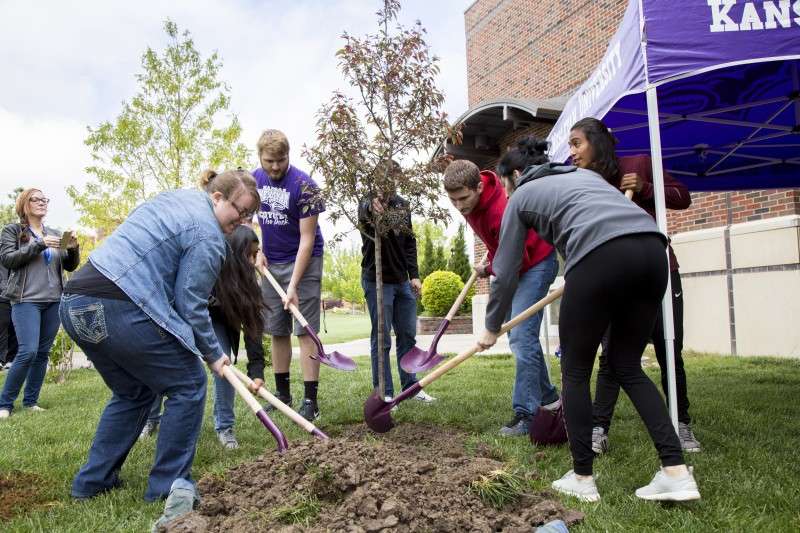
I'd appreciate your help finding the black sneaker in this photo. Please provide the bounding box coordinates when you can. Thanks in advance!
[298,399,320,422]
[498,412,531,437]
[264,393,292,413]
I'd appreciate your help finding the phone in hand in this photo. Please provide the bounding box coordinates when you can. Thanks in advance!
[60,230,74,249]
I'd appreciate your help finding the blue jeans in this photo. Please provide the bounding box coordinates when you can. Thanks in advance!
[506,252,559,417]
[0,301,60,411]
[60,294,207,502]
[211,320,235,432]
[145,320,234,432]
[362,278,417,398]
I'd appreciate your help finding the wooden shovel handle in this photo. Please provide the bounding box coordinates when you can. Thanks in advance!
[625,189,634,200]
[221,365,264,414]
[257,264,308,327]
[419,286,564,388]
[229,365,318,434]
[444,252,489,321]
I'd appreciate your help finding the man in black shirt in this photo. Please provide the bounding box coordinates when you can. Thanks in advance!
[358,191,435,404]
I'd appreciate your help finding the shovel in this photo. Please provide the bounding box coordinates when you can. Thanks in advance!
[221,366,288,452]
[257,265,357,371]
[229,366,329,440]
[364,286,564,433]
[400,253,488,373]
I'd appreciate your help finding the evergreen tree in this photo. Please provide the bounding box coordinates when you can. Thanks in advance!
[448,223,471,282]
[420,226,436,280]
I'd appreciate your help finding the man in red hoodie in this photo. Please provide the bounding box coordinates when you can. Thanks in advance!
[444,159,560,436]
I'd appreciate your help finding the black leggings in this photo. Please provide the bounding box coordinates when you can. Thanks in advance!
[559,234,683,475]
[593,270,690,431]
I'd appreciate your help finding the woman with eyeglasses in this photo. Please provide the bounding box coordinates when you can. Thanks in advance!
[0,189,80,419]
[59,169,258,508]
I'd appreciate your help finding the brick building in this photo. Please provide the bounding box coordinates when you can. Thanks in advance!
[452,0,800,357]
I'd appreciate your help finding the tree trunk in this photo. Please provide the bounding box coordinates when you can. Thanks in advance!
[374,230,386,398]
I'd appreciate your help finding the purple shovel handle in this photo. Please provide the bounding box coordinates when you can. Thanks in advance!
[428,319,450,355]
[256,410,288,453]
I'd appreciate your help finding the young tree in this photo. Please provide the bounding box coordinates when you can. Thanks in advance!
[304,0,455,397]
[323,247,366,309]
[448,223,471,283]
[68,20,250,235]
[0,188,23,226]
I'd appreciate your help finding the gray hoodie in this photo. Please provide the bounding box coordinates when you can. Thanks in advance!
[485,163,666,332]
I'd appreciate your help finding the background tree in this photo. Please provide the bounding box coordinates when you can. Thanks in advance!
[0,188,24,226]
[322,246,366,310]
[304,0,455,397]
[416,220,449,280]
[67,20,250,235]
[448,223,471,283]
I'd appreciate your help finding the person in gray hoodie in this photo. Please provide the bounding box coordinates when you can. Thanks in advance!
[477,136,700,503]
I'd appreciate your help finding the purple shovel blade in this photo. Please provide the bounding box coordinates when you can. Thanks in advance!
[399,319,449,373]
[256,410,288,453]
[305,326,357,371]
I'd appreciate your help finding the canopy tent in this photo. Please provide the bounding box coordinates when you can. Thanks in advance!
[546,0,800,425]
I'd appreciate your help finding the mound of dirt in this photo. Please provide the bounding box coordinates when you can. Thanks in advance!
[162,424,582,532]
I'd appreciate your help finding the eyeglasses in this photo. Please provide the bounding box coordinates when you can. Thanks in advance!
[230,199,255,221]
[29,197,50,205]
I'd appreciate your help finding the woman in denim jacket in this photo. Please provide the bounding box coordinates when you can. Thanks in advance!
[0,188,79,418]
[59,169,258,504]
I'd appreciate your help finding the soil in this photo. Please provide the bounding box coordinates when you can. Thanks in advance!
[162,424,583,532]
[0,471,53,520]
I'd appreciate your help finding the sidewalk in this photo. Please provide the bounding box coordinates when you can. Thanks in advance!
[65,333,515,370]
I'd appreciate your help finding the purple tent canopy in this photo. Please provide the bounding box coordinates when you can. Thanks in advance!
[546,0,800,425]
[548,0,800,192]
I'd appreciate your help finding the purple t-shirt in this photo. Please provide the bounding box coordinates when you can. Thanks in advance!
[254,165,325,264]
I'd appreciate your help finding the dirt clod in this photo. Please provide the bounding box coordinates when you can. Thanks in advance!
[164,424,581,532]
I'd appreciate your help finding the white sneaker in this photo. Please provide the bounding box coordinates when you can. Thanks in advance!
[551,470,600,502]
[26,405,46,412]
[0,409,10,419]
[635,467,700,501]
[413,390,437,403]
[542,398,561,411]
[384,396,398,412]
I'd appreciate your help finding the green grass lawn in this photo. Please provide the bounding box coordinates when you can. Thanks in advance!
[1,351,799,532]
[290,311,371,346]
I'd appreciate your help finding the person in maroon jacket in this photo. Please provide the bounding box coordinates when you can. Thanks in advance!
[444,159,560,436]
[568,117,701,454]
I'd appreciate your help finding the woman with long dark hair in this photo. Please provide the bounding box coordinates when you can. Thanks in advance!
[479,136,700,503]
[207,224,265,449]
[568,117,699,454]
[0,189,79,418]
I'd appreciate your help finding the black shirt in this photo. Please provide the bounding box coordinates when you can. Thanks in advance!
[64,261,130,301]
[358,194,420,284]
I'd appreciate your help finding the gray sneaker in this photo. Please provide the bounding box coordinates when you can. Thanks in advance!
[216,427,239,450]
[591,426,609,455]
[635,467,701,501]
[139,420,159,440]
[499,413,531,437]
[151,478,200,532]
[678,422,701,452]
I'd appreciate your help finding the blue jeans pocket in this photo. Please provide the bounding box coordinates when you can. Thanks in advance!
[68,302,109,344]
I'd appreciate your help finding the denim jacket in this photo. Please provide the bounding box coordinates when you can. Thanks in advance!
[89,189,227,362]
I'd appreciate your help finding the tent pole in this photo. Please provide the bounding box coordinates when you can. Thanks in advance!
[646,86,679,430]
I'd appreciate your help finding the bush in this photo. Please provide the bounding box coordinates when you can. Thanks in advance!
[421,270,472,317]
[262,335,272,368]
[48,328,75,384]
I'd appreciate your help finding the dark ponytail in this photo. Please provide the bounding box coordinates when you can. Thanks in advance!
[496,136,550,180]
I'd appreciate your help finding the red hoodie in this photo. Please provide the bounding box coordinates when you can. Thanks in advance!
[465,170,554,275]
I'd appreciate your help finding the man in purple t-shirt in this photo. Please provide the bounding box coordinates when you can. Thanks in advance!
[253,129,325,422]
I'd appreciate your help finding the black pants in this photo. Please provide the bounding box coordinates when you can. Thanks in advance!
[593,270,690,431]
[559,234,683,476]
[0,300,18,365]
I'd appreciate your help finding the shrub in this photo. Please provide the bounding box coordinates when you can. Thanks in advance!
[421,270,468,317]
[48,328,75,384]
